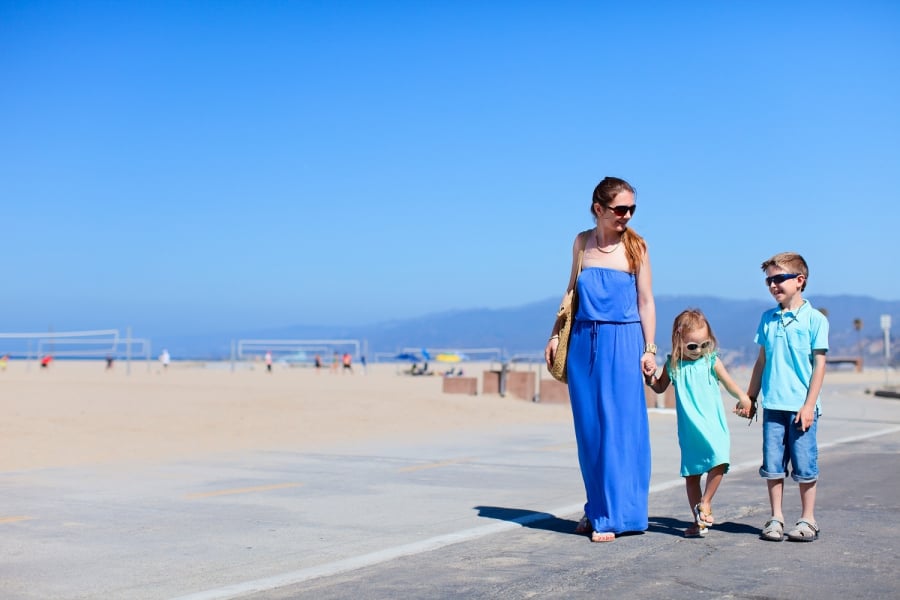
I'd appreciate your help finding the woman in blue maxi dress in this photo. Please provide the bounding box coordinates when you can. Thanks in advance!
[545,177,657,542]
[567,267,651,535]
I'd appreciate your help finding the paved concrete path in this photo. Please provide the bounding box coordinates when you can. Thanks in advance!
[2,379,899,599]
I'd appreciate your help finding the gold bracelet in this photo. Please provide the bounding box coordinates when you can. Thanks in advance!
[644,343,657,355]
[549,335,560,341]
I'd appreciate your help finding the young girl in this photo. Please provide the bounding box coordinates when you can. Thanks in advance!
[646,309,753,537]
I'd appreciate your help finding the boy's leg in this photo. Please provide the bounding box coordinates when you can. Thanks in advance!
[799,481,817,523]
[760,409,791,524]
[766,478,785,523]
[790,409,819,525]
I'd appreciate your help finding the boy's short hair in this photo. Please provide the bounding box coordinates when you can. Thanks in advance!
[761,252,809,291]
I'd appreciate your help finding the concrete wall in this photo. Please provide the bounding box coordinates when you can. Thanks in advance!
[442,376,478,395]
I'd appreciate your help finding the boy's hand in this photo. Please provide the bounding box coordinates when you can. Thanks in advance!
[733,396,753,418]
[795,405,816,431]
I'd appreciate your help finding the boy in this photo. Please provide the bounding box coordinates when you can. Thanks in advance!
[747,252,828,542]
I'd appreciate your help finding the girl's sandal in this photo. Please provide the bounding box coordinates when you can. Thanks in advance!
[591,531,615,543]
[693,503,715,527]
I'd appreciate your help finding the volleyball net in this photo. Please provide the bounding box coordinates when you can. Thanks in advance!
[235,339,362,365]
[0,329,151,361]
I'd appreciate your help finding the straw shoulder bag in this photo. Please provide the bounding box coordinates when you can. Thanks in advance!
[549,232,588,383]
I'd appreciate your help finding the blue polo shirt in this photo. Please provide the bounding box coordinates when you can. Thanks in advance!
[754,299,829,412]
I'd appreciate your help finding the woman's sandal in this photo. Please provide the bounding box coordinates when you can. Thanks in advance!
[574,514,592,535]
[760,517,785,542]
[786,519,819,542]
[591,531,615,543]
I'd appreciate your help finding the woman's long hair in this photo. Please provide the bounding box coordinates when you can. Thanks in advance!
[591,176,646,273]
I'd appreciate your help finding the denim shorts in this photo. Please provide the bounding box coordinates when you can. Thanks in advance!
[759,408,819,483]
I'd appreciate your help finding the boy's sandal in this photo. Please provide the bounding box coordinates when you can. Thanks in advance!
[574,514,592,534]
[786,519,819,542]
[760,517,784,542]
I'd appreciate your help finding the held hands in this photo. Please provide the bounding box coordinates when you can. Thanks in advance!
[640,352,656,376]
[733,395,754,419]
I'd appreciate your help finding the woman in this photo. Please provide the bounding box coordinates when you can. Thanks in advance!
[544,176,657,542]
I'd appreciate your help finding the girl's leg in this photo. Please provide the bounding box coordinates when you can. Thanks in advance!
[685,475,702,511]
[698,464,728,522]
[684,475,703,535]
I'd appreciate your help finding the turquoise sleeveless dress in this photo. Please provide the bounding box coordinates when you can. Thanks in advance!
[567,267,650,534]
[665,352,730,476]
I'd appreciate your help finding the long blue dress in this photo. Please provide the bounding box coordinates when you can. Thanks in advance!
[567,267,651,534]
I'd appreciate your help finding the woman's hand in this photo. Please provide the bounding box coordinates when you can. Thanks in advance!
[641,352,656,376]
[545,337,559,369]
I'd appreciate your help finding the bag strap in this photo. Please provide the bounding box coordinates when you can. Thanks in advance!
[575,230,589,274]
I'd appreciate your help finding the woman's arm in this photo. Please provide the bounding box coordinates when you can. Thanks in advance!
[545,232,586,368]
[636,248,657,376]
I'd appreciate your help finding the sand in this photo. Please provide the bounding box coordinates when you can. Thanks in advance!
[1,359,888,472]
[0,360,573,471]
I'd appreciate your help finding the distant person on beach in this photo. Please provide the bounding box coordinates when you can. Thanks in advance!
[746,252,828,543]
[159,349,171,371]
[265,351,273,373]
[360,354,367,375]
[544,176,656,543]
[331,352,339,374]
[40,355,53,368]
[342,352,353,374]
[314,354,322,373]
[645,309,753,537]
[0,354,8,371]
[106,355,115,370]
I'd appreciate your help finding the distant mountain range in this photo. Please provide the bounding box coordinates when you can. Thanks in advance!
[160,294,899,366]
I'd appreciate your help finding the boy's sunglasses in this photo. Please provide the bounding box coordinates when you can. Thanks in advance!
[765,273,801,286]
[604,204,637,217]
[685,340,712,352]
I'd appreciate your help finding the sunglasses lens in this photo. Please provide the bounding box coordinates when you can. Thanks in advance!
[766,274,793,285]
[608,205,635,216]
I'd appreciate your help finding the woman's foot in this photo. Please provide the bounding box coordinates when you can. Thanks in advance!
[590,531,615,543]
[574,514,592,534]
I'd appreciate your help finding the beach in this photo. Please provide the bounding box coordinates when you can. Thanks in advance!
[0,360,575,472]
[3,360,899,600]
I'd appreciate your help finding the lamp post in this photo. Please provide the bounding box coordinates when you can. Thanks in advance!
[854,318,863,364]
[881,315,892,386]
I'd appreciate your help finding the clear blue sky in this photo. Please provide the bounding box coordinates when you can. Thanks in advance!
[3,1,898,337]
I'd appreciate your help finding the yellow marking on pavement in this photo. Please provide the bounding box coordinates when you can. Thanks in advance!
[0,516,33,524]
[185,482,303,500]
[399,457,473,472]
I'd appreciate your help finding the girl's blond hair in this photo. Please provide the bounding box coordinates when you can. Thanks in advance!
[670,309,718,373]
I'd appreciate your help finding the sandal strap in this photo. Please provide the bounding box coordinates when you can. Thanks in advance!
[794,519,819,532]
